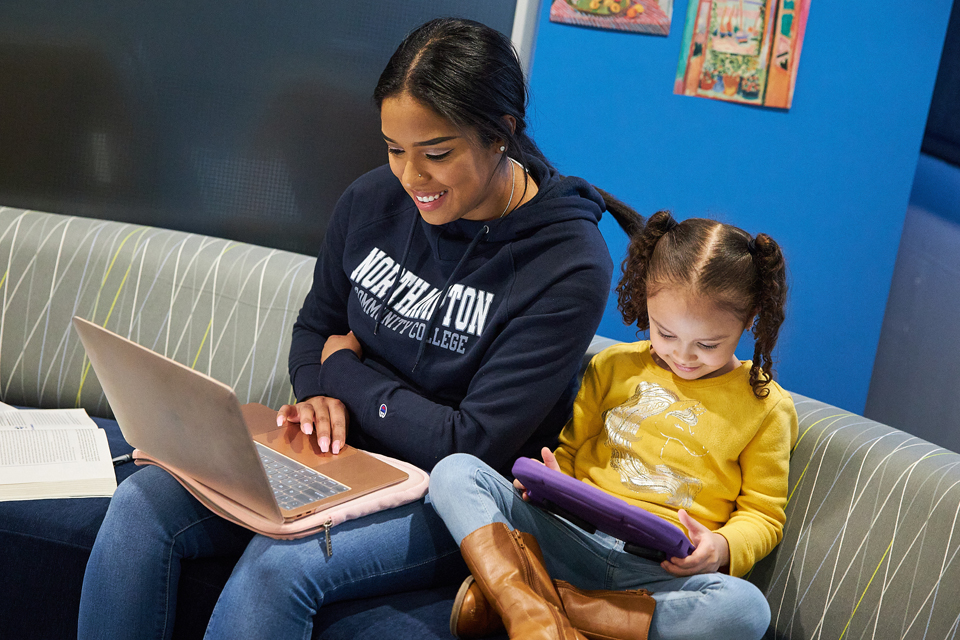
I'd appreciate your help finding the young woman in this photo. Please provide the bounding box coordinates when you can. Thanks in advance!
[430,211,798,640]
[78,18,642,639]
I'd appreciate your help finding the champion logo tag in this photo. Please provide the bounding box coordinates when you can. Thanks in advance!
[379,404,388,418]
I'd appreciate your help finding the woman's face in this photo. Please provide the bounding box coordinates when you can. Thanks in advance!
[381,93,509,225]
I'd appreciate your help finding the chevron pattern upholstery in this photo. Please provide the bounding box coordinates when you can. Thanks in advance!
[753,394,960,639]
[0,206,315,417]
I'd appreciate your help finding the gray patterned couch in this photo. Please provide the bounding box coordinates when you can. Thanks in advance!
[1,206,959,639]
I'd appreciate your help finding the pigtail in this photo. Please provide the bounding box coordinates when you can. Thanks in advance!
[617,211,676,332]
[748,233,787,399]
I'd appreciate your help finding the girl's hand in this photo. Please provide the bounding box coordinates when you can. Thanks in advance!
[276,396,348,454]
[660,509,730,577]
[513,447,561,499]
[321,331,362,364]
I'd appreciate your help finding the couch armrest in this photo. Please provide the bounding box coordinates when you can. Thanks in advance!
[581,335,621,376]
[750,393,960,639]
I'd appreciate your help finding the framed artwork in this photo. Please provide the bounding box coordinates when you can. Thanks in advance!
[674,0,809,108]
[550,0,674,36]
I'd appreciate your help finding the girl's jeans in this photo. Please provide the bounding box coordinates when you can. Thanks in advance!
[77,465,464,640]
[429,453,771,640]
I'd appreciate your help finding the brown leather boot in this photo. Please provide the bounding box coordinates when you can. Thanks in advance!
[553,581,656,640]
[451,577,656,640]
[458,522,586,640]
[451,575,501,638]
[452,533,655,640]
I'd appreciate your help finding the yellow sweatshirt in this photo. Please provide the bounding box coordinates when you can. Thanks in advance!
[555,341,797,577]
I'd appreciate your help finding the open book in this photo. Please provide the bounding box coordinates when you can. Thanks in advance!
[0,405,117,501]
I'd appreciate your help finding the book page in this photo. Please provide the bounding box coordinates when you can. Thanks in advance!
[0,427,115,490]
[0,408,97,430]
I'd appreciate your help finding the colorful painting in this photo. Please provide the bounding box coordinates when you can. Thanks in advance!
[550,0,674,36]
[674,0,809,108]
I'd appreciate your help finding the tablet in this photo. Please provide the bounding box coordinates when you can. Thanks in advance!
[512,457,695,562]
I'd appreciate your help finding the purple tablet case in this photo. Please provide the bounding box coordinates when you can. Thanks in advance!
[512,457,695,560]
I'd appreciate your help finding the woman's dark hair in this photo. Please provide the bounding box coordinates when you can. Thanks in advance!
[374,17,644,235]
[617,211,788,398]
[374,18,543,176]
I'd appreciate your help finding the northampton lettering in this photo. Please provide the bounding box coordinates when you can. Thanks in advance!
[352,287,469,354]
[349,247,494,338]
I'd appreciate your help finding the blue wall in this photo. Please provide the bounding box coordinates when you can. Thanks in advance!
[527,0,953,413]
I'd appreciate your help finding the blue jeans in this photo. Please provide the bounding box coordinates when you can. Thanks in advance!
[429,453,771,640]
[78,465,464,640]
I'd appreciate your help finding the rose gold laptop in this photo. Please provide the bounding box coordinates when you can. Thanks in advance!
[72,316,408,524]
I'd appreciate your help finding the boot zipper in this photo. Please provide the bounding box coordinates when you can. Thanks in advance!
[510,530,570,636]
[510,530,533,585]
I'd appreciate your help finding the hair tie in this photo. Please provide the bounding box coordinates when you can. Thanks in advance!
[663,215,679,232]
[747,237,758,255]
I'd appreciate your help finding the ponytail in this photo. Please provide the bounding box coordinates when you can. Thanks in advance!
[594,187,645,238]
[747,233,787,399]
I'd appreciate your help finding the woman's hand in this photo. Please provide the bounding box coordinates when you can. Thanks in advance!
[276,397,348,454]
[660,509,730,576]
[321,331,362,364]
[513,447,561,499]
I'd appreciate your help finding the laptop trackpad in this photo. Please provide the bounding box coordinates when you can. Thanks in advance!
[241,403,410,511]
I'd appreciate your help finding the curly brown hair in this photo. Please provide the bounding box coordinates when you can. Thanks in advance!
[616,211,787,399]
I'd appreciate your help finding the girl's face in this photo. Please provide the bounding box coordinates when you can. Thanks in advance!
[646,288,750,381]
[380,93,509,225]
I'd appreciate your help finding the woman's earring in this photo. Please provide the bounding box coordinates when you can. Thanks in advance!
[499,146,505,152]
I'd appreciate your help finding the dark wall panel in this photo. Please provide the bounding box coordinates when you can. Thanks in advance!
[0,1,517,255]
[923,0,960,167]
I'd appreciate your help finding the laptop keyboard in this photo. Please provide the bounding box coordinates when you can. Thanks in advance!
[255,443,350,511]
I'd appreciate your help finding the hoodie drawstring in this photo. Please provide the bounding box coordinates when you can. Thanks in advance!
[412,224,489,372]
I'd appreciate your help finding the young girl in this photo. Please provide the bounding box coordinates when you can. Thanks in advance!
[429,211,798,640]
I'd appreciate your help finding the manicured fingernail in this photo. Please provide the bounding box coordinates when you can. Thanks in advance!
[332,440,341,455]
[276,415,284,427]
[319,436,329,453]
[302,422,313,435]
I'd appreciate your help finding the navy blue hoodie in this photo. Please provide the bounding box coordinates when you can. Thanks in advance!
[289,157,613,473]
